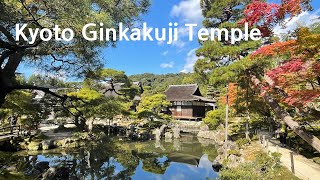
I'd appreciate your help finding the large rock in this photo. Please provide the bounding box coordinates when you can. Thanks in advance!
[55,138,83,148]
[172,128,180,139]
[227,154,241,168]
[19,141,28,150]
[212,160,223,172]
[200,124,209,131]
[5,165,17,172]
[197,126,225,145]
[27,141,42,151]
[154,128,161,141]
[225,141,237,150]
[164,132,173,139]
[42,140,55,150]
[197,130,212,139]
[35,161,49,173]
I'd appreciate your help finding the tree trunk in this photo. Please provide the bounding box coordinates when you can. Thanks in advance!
[74,116,79,126]
[74,115,87,131]
[251,75,320,152]
[0,52,23,106]
[0,70,12,106]
[78,117,87,131]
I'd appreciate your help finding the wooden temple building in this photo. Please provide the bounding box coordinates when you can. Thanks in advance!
[165,84,216,121]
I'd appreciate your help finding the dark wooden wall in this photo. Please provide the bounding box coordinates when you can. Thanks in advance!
[170,105,193,117]
[170,105,206,118]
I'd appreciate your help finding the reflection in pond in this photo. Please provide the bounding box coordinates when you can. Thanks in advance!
[14,135,218,179]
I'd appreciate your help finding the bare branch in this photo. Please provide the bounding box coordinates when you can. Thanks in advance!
[0,25,15,43]
[19,0,43,28]
[9,84,66,99]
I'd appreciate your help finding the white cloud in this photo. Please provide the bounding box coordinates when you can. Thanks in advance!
[172,39,186,48]
[157,40,165,45]
[273,10,320,36]
[160,61,175,68]
[171,0,203,24]
[170,0,203,49]
[162,51,169,56]
[178,26,191,37]
[180,48,200,73]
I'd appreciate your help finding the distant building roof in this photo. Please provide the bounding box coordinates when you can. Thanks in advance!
[101,83,125,97]
[165,84,216,103]
[32,88,74,100]
[132,81,141,86]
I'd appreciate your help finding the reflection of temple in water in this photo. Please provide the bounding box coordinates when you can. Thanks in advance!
[13,136,218,179]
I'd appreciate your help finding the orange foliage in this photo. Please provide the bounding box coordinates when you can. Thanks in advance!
[250,40,297,58]
[220,83,238,106]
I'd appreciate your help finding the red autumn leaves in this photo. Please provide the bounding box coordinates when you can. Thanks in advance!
[239,0,307,36]
[240,0,320,108]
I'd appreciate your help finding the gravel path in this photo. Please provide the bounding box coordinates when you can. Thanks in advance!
[265,139,320,180]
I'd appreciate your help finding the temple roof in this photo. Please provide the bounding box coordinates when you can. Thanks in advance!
[165,84,216,103]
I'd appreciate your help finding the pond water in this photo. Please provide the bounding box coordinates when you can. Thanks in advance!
[14,135,218,179]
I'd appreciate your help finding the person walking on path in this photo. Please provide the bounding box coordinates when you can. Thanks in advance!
[9,115,17,134]
[279,122,288,147]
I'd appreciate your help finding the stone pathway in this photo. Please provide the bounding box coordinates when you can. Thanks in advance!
[39,124,74,140]
[263,139,320,180]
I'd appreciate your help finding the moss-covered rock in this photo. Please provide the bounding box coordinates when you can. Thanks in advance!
[27,141,42,151]
[23,138,31,143]
[19,142,28,150]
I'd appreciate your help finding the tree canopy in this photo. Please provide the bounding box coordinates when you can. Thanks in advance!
[196,0,320,151]
[0,0,150,106]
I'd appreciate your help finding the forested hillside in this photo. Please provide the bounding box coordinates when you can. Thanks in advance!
[129,73,208,95]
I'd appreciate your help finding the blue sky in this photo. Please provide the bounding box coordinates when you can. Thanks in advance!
[102,0,203,75]
[100,0,320,75]
[19,0,320,77]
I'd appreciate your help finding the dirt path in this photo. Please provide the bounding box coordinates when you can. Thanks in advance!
[263,139,320,180]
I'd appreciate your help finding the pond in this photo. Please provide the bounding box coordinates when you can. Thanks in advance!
[11,135,219,179]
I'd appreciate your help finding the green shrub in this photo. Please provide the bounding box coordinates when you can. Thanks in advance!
[219,152,298,180]
[251,134,259,141]
[227,149,241,156]
[236,138,250,148]
[143,121,163,129]
[219,164,260,180]
[73,132,90,140]
[203,109,225,130]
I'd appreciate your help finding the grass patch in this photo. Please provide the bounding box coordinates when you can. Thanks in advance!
[0,171,34,180]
